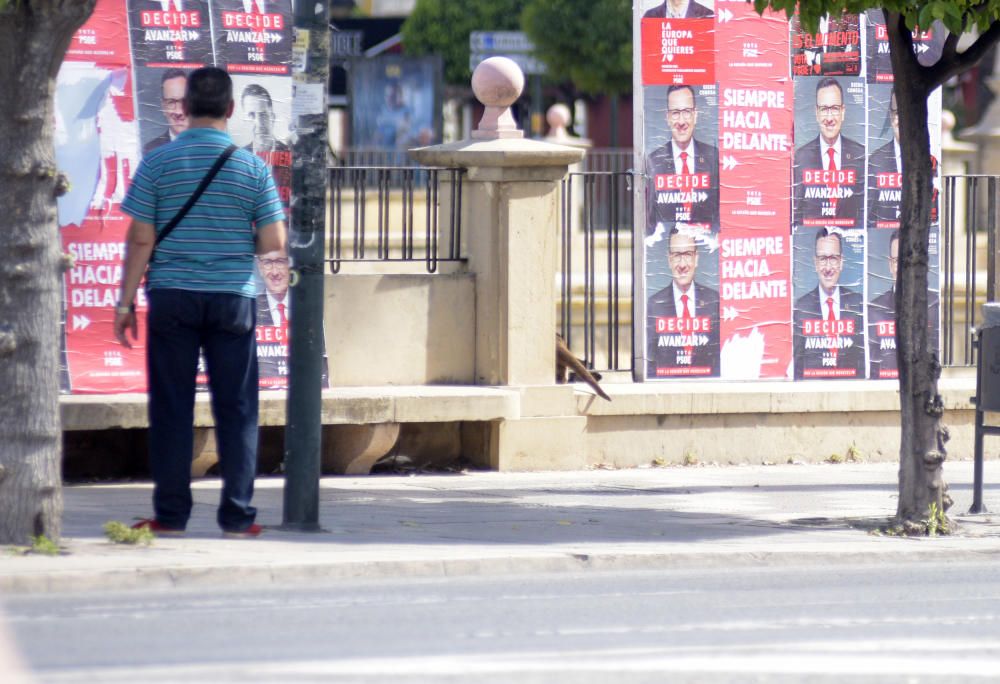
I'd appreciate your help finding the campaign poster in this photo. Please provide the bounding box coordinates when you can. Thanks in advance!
[866,11,945,83]
[866,227,941,379]
[718,230,793,379]
[866,82,900,229]
[253,252,329,389]
[792,227,866,379]
[639,0,715,86]
[230,73,293,207]
[644,84,719,236]
[792,76,867,229]
[128,0,214,158]
[714,0,789,83]
[57,0,146,393]
[349,55,442,150]
[210,0,293,75]
[791,13,861,78]
[645,225,721,378]
[718,82,792,231]
[867,84,942,230]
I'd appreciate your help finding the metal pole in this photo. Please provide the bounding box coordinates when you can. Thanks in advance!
[283,0,330,531]
[972,406,986,514]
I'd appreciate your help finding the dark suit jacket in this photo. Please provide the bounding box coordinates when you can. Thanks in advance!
[647,281,720,377]
[644,1,714,18]
[867,286,941,379]
[143,131,171,156]
[793,285,865,379]
[255,293,285,379]
[867,287,896,378]
[867,140,900,227]
[793,135,866,228]
[646,140,719,232]
[256,293,277,326]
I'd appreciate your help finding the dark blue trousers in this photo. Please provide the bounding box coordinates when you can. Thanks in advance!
[146,289,259,532]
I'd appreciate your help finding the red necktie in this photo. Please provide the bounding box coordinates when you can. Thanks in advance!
[277,302,287,327]
[681,294,693,358]
[827,147,839,212]
[826,296,838,362]
[679,151,693,217]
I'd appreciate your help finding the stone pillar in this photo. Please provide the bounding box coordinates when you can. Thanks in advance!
[411,58,588,470]
[411,58,585,386]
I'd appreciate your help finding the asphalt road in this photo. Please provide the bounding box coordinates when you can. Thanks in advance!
[5,560,1000,683]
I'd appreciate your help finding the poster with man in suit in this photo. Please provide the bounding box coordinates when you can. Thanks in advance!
[793,227,866,379]
[793,76,866,229]
[645,84,719,237]
[647,226,720,378]
[643,0,714,18]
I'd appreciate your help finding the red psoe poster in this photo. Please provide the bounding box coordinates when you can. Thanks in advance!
[718,82,792,230]
[641,18,716,85]
[58,0,146,393]
[714,0,789,83]
[718,230,792,379]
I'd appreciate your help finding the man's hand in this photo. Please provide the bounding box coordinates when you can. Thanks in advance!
[113,310,138,349]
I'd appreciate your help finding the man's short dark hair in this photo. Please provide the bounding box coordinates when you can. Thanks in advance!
[160,68,187,86]
[241,83,273,109]
[185,67,232,119]
[814,227,842,253]
[815,77,843,102]
[666,84,696,105]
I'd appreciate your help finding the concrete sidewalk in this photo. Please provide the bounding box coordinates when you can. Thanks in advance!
[3,460,1000,595]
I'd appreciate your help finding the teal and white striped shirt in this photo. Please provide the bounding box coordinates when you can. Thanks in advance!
[121,127,285,298]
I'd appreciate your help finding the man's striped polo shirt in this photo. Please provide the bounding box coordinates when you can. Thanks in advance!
[121,127,285,298]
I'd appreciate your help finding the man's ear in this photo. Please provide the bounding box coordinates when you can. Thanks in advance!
[226,99,236,119]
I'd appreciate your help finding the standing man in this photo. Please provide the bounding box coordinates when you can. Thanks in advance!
[793,78,865,228]
[647,228,720,377]
[793,228,865,378]
[115,67,287,538]
[646,84,719,234]
[644,0,714,18]
[143,69,188,156]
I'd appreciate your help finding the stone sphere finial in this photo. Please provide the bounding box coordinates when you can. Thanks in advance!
[546,104,572,139]
[942,109,956,133]
[471,57,525,140]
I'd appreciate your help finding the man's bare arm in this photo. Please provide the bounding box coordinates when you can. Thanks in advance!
[113,219,157,348]
[256,219,287,256]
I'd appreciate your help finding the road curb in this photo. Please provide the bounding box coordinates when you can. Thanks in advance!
[6,545,1000,595]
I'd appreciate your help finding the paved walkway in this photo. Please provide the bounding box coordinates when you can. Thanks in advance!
[3,461,1000,594]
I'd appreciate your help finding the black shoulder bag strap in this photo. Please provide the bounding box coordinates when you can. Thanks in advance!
[154,144,238,247]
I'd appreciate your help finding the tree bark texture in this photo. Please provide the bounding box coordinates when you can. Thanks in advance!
[0,0,95,544]
[885,12,948,524]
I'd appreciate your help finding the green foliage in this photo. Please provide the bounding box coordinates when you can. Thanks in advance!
[30,535,60,555]
[523,0,632,95]
[756,0,1000,35]
[402,0,528,86]
[103,520,155,546]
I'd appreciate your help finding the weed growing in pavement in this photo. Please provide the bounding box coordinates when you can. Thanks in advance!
[683,452,699,466]
[846,443,861,462]
[827,453,844,464]
[30,535,60,555]
[103,521,155,546]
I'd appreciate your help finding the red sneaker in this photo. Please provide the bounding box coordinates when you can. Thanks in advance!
[221,523,263,539]
[131,518,185,537]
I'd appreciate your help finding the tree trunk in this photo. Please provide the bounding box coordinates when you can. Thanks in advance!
[885,12,949,525]
[0,0,96,545]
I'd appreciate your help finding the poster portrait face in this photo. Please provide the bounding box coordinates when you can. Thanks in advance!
[228,73,292,149]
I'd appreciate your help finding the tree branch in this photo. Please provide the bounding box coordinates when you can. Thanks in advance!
[927,20,1000,89]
